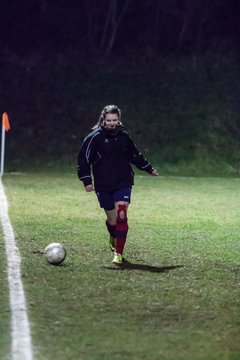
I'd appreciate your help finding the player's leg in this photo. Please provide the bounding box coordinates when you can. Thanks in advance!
[104,208,117,252]
[96,191,116,251]
[112,187,131,264]
[112,200,129,264]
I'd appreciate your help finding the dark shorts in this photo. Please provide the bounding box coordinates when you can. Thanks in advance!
[96,187,131,211]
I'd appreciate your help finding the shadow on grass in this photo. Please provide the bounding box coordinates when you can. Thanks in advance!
[103,260,184,272]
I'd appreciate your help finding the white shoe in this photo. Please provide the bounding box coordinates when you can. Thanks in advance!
[112,252,123,265]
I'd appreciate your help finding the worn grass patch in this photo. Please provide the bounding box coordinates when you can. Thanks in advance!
[1,172,240,360]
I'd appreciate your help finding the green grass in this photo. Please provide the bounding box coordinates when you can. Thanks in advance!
[1,171,240,360]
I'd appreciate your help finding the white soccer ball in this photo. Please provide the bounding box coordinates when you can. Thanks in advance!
[44,243,67,265]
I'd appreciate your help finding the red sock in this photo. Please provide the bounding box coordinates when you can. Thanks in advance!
[116,204,128,254]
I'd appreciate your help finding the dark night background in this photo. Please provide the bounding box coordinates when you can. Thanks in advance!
[0,0,240,173]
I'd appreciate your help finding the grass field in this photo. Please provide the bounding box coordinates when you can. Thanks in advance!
[1,170,240,360]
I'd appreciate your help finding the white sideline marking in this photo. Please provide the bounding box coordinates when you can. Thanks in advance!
[0,179,33,360]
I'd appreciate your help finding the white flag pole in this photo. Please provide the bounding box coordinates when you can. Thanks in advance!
[0,123,5,177]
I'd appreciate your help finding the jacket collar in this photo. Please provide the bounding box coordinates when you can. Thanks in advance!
[101,124,124,137]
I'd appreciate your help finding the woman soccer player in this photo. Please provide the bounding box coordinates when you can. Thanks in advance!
[77,105,158,265]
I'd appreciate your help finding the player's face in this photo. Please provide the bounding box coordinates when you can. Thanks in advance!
[104,113,119,129]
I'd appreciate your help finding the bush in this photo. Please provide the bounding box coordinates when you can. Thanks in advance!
[1,51,239,175]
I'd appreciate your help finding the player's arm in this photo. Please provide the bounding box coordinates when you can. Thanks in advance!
[77,135,94,189]
[128,136,158,176]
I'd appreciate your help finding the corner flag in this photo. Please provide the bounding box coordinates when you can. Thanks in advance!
[2,112,10,132]
[1,112,11,176]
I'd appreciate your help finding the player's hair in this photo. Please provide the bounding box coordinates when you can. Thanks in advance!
[92,105,122,130]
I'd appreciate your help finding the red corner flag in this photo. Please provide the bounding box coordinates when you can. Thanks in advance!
[2,112,10,131]
[1,112,10,176]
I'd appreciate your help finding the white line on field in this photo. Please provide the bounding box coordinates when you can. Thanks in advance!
[0,178,33,360]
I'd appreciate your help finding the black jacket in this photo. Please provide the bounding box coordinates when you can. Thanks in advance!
[77,126,154,192]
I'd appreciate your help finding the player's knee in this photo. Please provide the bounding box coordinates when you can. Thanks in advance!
[116,204,128,235]
[117,204,127,223]
[107,217,116,226]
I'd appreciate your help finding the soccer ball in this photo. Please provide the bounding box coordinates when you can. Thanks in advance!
[44,243,67,265]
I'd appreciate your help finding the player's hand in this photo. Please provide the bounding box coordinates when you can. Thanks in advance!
[150,168,158,176]
[85,184,94,192]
